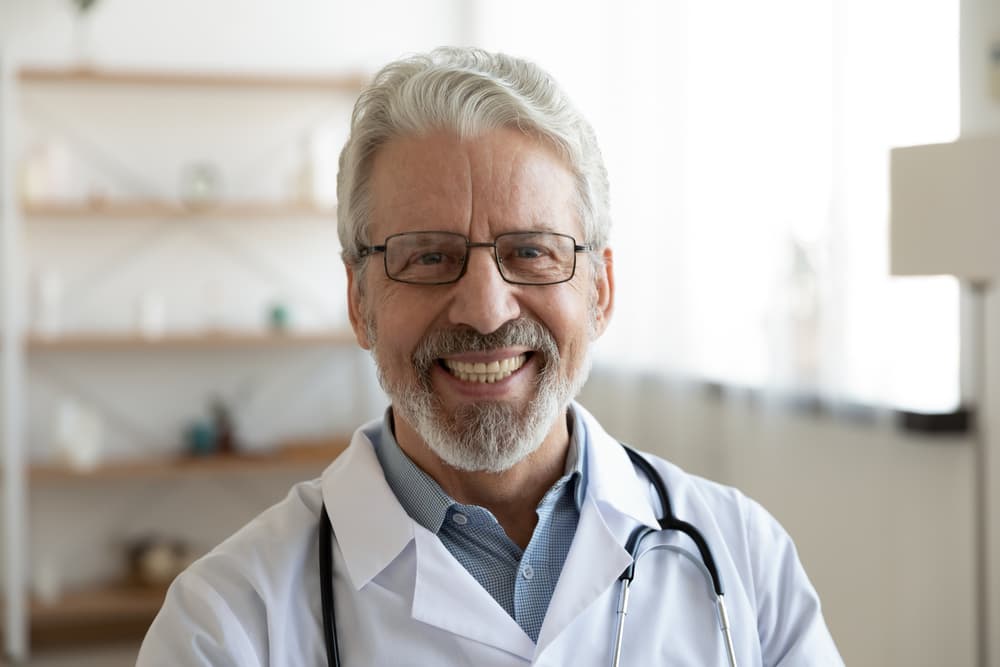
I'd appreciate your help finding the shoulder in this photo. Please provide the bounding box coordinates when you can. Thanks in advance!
[577,400,781,541]
[578,403,842,663]
[581,401,802,591]
[641,452,792,576]
[195,477,325,593]
[645,454,842,663]
[137,478,326,666]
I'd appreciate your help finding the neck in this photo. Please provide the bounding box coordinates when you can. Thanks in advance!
[393,409,571,550]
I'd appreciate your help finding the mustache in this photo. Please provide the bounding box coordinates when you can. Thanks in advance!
[412,319,559,372]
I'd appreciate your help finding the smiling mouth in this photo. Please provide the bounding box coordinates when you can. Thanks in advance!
[441,353,529,384]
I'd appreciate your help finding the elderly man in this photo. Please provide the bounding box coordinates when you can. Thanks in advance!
[138,47,841,666]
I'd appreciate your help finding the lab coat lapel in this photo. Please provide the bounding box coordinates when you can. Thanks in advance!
[534,405,661,656]
[321,430,415,590]
[412,526,536,660]
[326,425,535,659]
[532,493,632,656]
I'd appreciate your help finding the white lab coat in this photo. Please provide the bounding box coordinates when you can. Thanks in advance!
[137,403,842,666]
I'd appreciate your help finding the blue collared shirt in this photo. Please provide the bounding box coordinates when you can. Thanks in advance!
[367,407,588,643]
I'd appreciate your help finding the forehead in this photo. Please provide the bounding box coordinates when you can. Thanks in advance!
[367,128,581,239]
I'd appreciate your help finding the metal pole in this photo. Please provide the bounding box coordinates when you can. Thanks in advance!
[1,43,28,662]
[969,281,991,667]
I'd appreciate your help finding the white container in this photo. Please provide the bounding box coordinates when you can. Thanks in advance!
[137,292,166,339]
[53,398,104,472]
[33,269,63,338]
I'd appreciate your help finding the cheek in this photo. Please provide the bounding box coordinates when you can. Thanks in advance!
[533,292,596,356]
[361,281,408,342]
[562,282,601,332]
[371,293,432,359]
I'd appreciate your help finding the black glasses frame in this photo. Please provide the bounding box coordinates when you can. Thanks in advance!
[358,231,594,286]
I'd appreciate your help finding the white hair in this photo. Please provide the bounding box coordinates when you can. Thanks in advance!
[336,46,611,270]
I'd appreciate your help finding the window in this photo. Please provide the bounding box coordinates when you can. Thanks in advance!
[478,0,961,412]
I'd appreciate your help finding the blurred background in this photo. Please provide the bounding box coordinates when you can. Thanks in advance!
[0,0,997,665]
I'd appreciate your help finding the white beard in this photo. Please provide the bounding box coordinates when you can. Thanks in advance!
[368,318,592,473]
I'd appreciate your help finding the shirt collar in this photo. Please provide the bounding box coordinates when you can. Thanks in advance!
[372,405,588,535]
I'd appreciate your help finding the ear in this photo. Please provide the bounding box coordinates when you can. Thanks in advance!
[590,247,615,338]
[345,262,372,350]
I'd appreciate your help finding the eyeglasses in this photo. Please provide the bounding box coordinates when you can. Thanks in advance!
[359,231,593,286]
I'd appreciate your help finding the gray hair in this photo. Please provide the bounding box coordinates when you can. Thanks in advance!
[336,46,611,269]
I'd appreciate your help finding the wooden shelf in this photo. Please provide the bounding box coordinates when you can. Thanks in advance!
[27,330,357,351]
[9,440,351,648]
[24,583,168,649]
[19,66,368,92]
[29,438,350,484]
[23,199,338,220]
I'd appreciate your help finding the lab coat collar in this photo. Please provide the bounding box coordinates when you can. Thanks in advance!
[575,402,661,533]
[321,425,415,590]
[412,525,536,659]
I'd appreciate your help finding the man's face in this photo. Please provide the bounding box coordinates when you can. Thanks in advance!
[346,128,614,472]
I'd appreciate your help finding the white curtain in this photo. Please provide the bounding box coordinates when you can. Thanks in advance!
[475,0,960,412]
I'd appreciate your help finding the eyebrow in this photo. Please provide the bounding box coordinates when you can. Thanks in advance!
[490,221,564,235]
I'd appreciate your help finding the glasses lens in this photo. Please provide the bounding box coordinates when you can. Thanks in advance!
[385,232,467,284]
[496,232,576,284]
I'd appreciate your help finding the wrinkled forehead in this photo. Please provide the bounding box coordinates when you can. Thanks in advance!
[367,128,582,241]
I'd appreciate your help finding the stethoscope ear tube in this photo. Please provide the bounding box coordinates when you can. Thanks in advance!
[622,447,724,596]
[717,595,738,667]
[610,578,633,667]
[620,526,656,582]
[668,518,725,597]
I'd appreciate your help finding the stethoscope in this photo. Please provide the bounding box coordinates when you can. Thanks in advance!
[318,443,738,667]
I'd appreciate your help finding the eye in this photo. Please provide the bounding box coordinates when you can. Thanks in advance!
[414,252,445,265]
[512,245,545,260]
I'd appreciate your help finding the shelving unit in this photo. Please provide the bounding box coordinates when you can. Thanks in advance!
[23,199,339,220]
[0,439,351,651]
[27,329,356,351]
[19,66,368,91]
[29,436,350,483]
[16,441,351,649]
[25,583,171,649]
[2,61,367,659]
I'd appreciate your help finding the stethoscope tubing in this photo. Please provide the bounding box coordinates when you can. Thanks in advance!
[616,447,736,667]
[319,504,341,667]
[621,447,725,597]
[613,541,738,667]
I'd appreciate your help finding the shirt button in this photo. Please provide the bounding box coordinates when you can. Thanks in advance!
[452,513,468,525]
[521,565,534,580]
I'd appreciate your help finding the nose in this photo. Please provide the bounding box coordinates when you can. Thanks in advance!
[446,245,521,334]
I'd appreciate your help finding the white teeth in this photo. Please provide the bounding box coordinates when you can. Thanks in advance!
[444,354,527,384]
